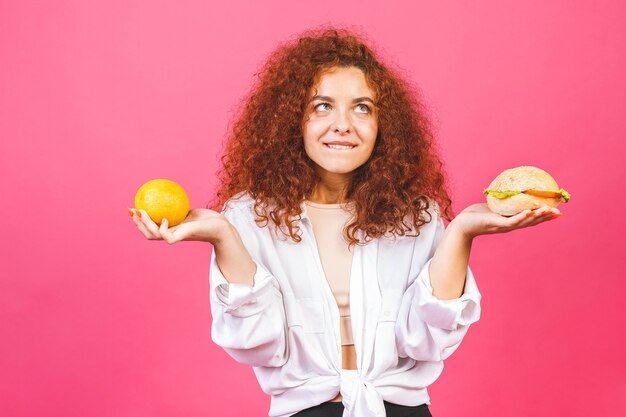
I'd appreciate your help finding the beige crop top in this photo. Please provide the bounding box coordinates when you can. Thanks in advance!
[304,200,355,346]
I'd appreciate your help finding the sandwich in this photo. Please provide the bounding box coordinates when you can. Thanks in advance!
[484,166,571,216]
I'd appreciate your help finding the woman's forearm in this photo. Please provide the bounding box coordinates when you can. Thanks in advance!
[428,220,473,300]
[213,222,256,286]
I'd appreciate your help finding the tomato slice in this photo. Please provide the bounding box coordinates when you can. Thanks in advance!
[523,190,562,199]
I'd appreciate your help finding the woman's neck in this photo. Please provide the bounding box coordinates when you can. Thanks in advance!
[307,173,352,204]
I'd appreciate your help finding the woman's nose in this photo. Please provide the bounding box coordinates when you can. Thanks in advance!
[332,110,352,134]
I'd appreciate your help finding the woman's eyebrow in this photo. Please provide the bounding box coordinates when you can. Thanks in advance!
[309,95,376,104]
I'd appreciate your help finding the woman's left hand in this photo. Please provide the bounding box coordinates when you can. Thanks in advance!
[450,203,561,239]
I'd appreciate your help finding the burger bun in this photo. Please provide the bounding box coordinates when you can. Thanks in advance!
[485,166,562,216]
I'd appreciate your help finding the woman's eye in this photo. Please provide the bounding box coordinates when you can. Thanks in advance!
[314,103,331,112]
[356,104,371,113]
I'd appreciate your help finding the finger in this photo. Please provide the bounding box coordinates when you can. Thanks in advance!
[159,217,168,234]
[506,209,545,229]
[504,206,561,231]
[544,208,562,221]
[537,207,560,221]
[159,218,185,244]
[527,211,561,226]
[137,209,162,238]
[159,217,174,243]
[131,209,159,239]
[525,207,553,221]
[536,206,553,215]
[166,228,186,244]
[541,207,562,220]
[509,209,533,225]
[495,209,535,230]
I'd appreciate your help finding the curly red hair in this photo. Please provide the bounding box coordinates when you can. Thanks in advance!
[209,26,453,247]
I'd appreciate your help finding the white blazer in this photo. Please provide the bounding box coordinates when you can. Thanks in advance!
[209,193,481,417]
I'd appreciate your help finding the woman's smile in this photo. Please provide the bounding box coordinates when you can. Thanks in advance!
[324,142,357,150]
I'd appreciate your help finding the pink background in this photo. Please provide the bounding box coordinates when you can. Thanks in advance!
[1,1,625,416]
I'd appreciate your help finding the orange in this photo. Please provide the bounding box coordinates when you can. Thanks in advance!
[134,179,190,226]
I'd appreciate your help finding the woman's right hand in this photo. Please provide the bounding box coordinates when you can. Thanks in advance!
[128,207,231,245]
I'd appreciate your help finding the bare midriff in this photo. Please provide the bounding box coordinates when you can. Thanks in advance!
[329,344,357,402]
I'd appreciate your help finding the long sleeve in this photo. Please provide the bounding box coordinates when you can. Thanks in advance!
[395,210,482,362]
[209,205,288,368]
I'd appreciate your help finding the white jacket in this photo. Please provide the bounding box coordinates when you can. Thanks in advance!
[209,193,481,417]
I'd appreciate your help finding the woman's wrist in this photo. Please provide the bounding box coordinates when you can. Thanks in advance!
[447,216,477,242]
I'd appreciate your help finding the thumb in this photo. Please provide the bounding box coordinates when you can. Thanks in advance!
[159,217,177,244]
[159,217,169,230]
[161,219,191,244]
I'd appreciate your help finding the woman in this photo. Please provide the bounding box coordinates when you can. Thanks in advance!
[129,28,560,417]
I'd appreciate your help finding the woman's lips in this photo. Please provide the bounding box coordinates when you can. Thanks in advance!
[323,141,356,150]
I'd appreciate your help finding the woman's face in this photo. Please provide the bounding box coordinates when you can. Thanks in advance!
[302,66,378,179]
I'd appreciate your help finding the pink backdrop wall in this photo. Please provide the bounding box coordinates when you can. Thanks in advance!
[1,1,624,416]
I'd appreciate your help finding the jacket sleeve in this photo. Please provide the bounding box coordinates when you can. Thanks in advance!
[395,208,482,362]
[209,205,288,368]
